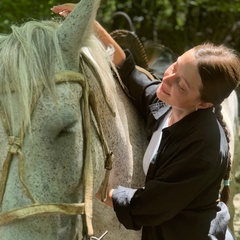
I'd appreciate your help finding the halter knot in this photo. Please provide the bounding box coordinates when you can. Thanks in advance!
[7,136,21,154]
[105,152,114,171]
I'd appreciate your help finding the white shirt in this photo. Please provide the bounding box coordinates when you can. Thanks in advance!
[143,111,171,175]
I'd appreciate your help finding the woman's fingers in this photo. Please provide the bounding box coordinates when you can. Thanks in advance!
[51,3,76,16]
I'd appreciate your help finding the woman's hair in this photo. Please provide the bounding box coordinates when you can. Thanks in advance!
[194,43,240,204]
[194,43,240,105]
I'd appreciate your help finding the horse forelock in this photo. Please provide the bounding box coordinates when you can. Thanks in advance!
[0,20,67,135]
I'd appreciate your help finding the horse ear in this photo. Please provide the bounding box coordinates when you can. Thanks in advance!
[56,0,101,71]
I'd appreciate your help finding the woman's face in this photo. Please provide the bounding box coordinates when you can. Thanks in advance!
[156,48,204,111]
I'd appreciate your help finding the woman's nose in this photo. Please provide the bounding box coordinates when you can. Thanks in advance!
[163,73,175,84]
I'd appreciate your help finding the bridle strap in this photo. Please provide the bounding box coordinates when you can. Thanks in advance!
[0,80,47,205]
[0,71,87,226]
[0,67,114,239]
[0,202,85,226]
[89,92,114,202]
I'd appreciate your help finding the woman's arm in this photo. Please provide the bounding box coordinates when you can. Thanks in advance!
[51,3,126,66]
[93,21,126,66]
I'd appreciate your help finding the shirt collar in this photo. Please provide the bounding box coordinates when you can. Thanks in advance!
[149,101,171,120]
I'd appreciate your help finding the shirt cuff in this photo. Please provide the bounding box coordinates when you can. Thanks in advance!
[112,186,141,230]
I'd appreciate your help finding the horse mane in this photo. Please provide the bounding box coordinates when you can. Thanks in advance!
[82,33,118,114]
[84,33,115,80]
[0,20,66,136]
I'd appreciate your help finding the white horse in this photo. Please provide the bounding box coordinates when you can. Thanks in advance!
[0,0,147,239]
[0,0,238,239]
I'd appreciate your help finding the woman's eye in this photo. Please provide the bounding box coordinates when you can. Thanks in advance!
[179,85,184,91]
[177,79,185,91]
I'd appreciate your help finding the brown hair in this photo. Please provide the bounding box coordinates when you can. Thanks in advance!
[194,43,240,204]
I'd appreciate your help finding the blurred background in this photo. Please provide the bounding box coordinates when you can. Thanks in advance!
[1,0,240,55]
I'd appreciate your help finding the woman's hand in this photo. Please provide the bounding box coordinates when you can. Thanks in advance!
[51,2,126,66]
[96,188,115,207]
[51,3,76,17]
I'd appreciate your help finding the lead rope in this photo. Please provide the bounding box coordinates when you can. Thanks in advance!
[79,55,95,238]
[79,53,117,238]
[81,52,116,202]
[79,54,115,238]
[89,93,114,202]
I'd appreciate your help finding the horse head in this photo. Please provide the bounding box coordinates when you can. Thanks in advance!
[0,0,108,239]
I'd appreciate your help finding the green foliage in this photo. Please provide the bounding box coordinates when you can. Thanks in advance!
[0,0,78,33]
[98,0,240,54]
[1,0,240,54]
[97,0,117,26]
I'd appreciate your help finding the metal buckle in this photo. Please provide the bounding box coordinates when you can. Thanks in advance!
[82,231,108,240]
[89,231,108,240]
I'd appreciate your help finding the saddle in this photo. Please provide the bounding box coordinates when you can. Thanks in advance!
[110,28,176,80]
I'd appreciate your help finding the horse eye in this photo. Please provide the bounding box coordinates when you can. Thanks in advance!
[58,121,77,137]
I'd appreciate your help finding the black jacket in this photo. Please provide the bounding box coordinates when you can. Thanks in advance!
[112,50,232,240]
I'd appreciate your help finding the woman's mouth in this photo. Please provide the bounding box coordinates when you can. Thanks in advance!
[160,83,170,95]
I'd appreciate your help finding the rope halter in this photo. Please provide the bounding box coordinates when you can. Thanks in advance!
[0,53,115,239]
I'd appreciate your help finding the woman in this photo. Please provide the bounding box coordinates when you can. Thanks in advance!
[52,4,240,239]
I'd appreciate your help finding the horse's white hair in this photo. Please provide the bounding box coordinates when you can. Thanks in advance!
[0,19,115,137]
[0,20,65,135]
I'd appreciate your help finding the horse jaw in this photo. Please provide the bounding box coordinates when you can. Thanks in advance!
[56,0,101,71]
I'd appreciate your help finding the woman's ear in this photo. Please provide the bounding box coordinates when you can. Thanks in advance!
[197,102,214,109]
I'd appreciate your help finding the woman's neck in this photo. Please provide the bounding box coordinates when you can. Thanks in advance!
[168,108,197,126]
